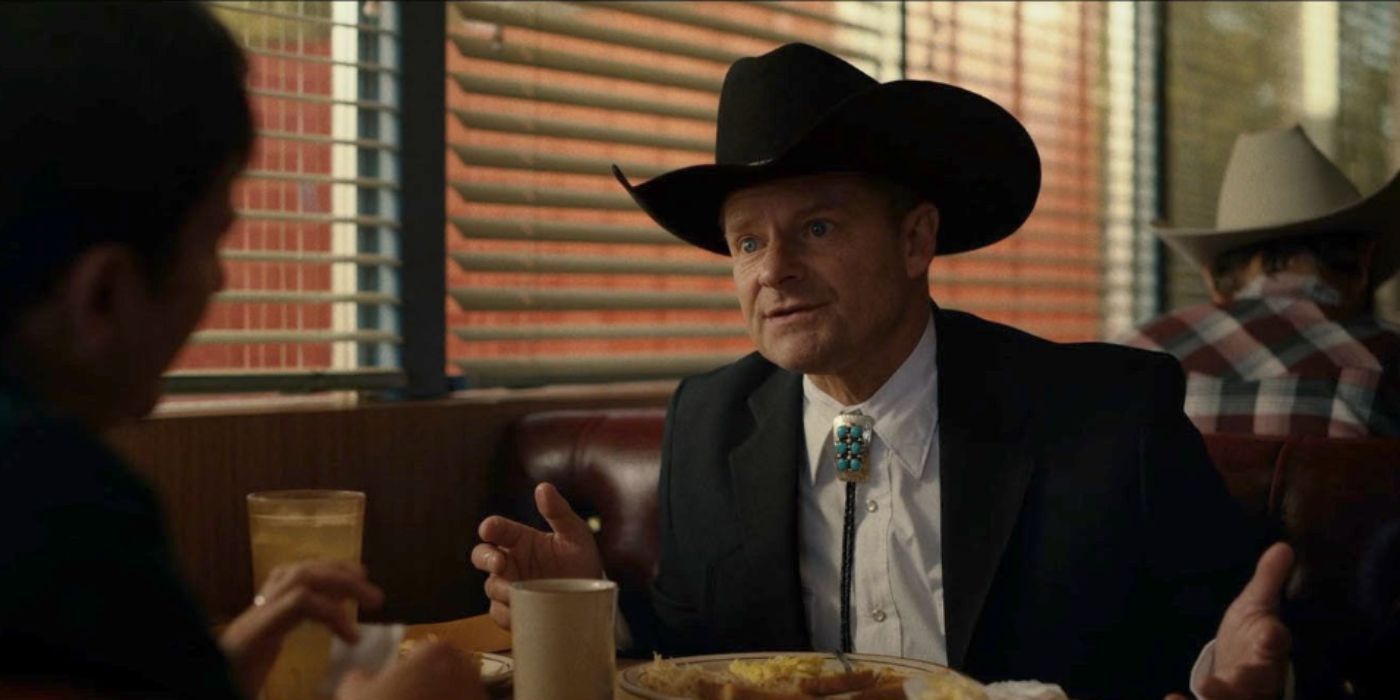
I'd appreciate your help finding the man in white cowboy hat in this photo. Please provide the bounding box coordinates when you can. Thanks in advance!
[1123,125,1400,438]
[474,44,1292,699]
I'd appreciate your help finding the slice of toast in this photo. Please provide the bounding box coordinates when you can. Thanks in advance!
[696,679,818,700]
[796,669,878,694]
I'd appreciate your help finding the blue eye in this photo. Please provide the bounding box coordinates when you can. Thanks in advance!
[738,238,760,254]
[807,220,831,237]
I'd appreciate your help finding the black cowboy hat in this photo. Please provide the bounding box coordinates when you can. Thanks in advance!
[613,43,1041,257]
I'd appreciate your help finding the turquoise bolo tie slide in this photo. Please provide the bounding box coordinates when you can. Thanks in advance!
[832,411,874,483]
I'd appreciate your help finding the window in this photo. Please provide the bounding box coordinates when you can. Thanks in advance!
[905,1,1158,341]
[175,1,403,394]
[163,1,1394,396]
[1163,1,1400,317]
[445,1,1154,388]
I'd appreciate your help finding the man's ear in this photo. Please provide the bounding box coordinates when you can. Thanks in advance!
[58,243,144,363]
[1356,237,1377,293]
[902,202,939,278]
[1201,269,1228,305]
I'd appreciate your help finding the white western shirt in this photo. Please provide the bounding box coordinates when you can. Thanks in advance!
[798,313,946,662]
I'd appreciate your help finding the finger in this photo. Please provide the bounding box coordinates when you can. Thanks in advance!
[478,515,545,549]
[489,600,512,630]
[260,588,362,643]
[266,559,365,587]
[1236,542,1295,612]
[469,544,507,576]
[483,574,515,604]
[260,561,385,611]
[536,482,591,541]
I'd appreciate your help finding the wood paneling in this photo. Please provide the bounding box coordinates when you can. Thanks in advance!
[105,387,670,625]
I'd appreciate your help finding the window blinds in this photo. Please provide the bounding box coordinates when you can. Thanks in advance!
[171,0,403,393]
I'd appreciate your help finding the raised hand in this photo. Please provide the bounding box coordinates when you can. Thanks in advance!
[469,483,603,629]
[1205,542,1295,700]
[220,560,385,699]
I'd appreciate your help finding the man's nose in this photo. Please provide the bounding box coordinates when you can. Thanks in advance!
[756,237,803,288]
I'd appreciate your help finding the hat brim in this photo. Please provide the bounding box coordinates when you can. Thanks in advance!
[614,81,1041,257]
[1156,169,1400,283]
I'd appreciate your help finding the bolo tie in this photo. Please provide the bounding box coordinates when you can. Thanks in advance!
[832,410,874,653]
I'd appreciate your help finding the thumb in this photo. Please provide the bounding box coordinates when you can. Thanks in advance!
[1235,542,1295,612]
[535,482,591,541]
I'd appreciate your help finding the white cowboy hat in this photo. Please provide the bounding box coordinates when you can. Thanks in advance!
[1155,125,1400,283]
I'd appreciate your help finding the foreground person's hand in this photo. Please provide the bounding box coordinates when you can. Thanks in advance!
[220,560,385,699]
[336,639,485,700]
[470,482,603,629]
[1197,542,1295,700]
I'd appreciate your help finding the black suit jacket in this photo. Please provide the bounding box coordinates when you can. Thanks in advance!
[627,308,1258,700]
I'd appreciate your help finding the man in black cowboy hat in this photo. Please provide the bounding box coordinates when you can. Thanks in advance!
[1124,125,1400,438]
[474,44,1288,699]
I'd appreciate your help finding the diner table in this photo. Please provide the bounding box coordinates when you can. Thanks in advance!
[404,614,647,700]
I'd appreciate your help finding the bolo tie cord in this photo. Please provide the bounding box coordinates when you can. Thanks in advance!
[839,480,857,653]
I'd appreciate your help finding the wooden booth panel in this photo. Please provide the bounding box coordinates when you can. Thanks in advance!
[105,388,671,625]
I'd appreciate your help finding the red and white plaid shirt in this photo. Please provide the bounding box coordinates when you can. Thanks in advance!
[1120,274,1400,438]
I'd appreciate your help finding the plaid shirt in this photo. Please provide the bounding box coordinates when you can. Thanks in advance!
[1120,274,1400,438]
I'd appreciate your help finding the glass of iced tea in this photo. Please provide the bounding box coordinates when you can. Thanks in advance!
[247,490,365,700]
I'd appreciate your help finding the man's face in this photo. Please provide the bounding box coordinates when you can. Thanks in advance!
[722,173,932,377]
[116,172,236,418]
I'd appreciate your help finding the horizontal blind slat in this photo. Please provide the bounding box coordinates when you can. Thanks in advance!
[943,300,1101,315]
[452,216,682,246]
[259,130,398,151]
[452,72,715,121]
[450,144,668,179]
[162,369,405,394]
[449,34,724,93]
[452,109,711,152]
[580,1,881,64]
[240,45,397,73]
[188,330,401,345]
[454,352,738,386]
[215,291,398,305]
[451,181,637,210]
[451,287,738,311]
[236,210,401,228]
[221,251,400,266]
[247,88,398,112]
[242,170,399,189]
[452,251,730,276]
[453,324,747,341]
[456,1,746,65]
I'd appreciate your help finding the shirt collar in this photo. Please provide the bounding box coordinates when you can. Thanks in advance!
[1234,272,1342,306]
[802,313,938,481]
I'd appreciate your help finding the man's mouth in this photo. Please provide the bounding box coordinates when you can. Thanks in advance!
[764,303,824,321]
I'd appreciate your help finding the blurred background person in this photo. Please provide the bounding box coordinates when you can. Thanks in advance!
[1122,125,1399,438]
[0,3,479,698]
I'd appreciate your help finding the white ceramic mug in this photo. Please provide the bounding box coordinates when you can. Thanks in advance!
[511,578,617,700]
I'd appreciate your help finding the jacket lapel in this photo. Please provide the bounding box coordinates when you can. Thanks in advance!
[936,309,1037,668]
[725,366,809,646]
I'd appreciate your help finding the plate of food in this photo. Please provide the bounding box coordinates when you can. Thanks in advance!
[619,651,987,700]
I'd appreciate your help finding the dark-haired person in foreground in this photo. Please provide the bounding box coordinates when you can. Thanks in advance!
[0,4,477,698]
[1123,126,1400,438]
[475,43,1294,700]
